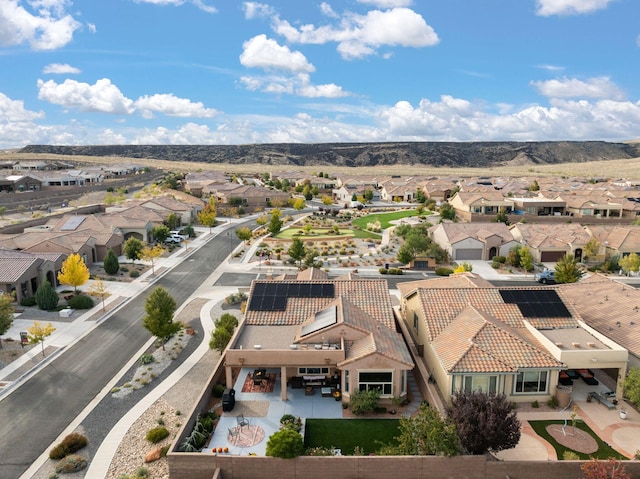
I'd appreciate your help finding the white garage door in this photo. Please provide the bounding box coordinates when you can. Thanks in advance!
[455,248,483,260]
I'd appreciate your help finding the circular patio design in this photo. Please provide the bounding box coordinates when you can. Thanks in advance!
[545,424,598,454]
[227,425,265,448]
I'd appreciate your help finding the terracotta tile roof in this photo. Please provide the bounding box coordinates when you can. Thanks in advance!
[586,225,640,251]
[397,272,493,298]
[510,223,591,248]
[559,274,640,359]
[433,306,563,373]
[245,279,395,329]
[0,250,43,282]
[432,222,514,244]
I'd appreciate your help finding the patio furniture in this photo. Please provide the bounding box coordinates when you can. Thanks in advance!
[577,369,599,386]
[237,414,250,430]
[253,368,267,386]
[321,387,332,397]
[588,392,616,410]
[558,371,573,386]
[228,427,240,440]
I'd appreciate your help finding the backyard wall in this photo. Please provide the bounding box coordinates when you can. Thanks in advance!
[167,454,640,479]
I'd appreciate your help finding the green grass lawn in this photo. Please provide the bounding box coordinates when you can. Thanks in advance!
[528,420,627,460]
[351,209,423,231]
[304,418,400,455]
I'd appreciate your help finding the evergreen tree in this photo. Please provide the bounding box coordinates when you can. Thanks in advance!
[103,249,120,275]
[0,294,14,349]
[268,210,283,235]
[288,238,307,269]
[35,280,59,311]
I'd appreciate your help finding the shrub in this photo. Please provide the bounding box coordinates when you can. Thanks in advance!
[49,433,88,460]
[280,414,302,432]
[212,383,225,398]
[35,280,59,310]
[54,454,87,474]
[129,270,140,278]
[493,255,506,263]
[547,395,559,409]
[103,249,120,275]
[265,429,304,458]
[349,389,381,416]
[435,267,454,276]
[68,294,94,309]
[139,354,154,365]
[20,297,37,307]
[305,446,334,456]
[146,426,170,443]
[388,268,404,275]
[491,261,501,269]
[532,400,539,408]
[563,450,580,460]
[378,267,388,274]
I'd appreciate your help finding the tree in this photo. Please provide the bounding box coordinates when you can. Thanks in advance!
[397,244,415,265]
[583,238,602,263]
[28,321,56,357]
[35,280,59,311]
[235,227,252,243]
[581,459,630,479]
[439,202,456,221]
[165,212,180,231]
[321,195,333,206]
[209,313,239,353]
[57,253,90,293]
[619,252,640,276]
[288,238,307,269]
[265,429,304,458]
[103,249,120,275]
[623,367,640,408]
[88,278,110,311]
[554,254,584,283]
[124,237,144,263]
[446,390,520,455]
[0,294,14,349]
[519,246,534,272]
[143,287,179,350]
[152,224,170,243]
[292,198,306,210]
[493,209,510,225]
[268,210,283,235]
[140,243,165,276]
[198,197,217,232]
[396,403,461,456]
[528,179,540,191]
[453,262,472,273]
[507,245,521,267]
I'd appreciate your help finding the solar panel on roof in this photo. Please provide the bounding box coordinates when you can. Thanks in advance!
[60,216,86,231]
[499,289,571,318]
[272,296,287,310]
[300,305,337,337]
[253,283,266,296]
[249,296,263,311]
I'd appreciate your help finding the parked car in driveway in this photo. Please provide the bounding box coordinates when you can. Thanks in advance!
[534,269,556,284]
[165,234,183,244]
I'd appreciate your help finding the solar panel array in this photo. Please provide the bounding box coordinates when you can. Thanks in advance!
[300,305,337,337]
[60,216,86,231]
[499,289,571,318]
[249,282,335,311]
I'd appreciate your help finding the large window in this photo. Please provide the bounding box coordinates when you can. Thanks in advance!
[515,370,548,394]
[462,375,498,394]
[298,367,329,375]
[359,371,393,396]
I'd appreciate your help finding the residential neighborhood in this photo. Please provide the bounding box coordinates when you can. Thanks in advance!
[1,159,640,479]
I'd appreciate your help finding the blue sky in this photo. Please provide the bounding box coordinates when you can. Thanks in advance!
[0,0,639,149]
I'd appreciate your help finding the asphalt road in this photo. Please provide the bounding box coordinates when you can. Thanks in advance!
[0,228,243,479]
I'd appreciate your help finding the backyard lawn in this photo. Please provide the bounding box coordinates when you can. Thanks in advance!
[528,420,627,460]
[304,418,400,455]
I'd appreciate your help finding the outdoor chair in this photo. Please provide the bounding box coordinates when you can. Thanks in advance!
[237,414,250,430]
[228,427,239,439]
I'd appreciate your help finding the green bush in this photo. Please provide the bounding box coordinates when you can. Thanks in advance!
[435,267,454,276]
[388,268,404,275]
[54,454,87,474]
[280,414,302,432]
[139,354,155,365]
[35,280,59,311]
[378,267,388,274]
[349,389,381,416]
[266,429,304,458]
[49,433,88,460]
[68,294,94,309]
[547,395,559,409]
[20,297,37,307]
[146,426,170,444]
[491,261,501,269]
[129,270,140,278]
[493,255,506,263]
[212,383,225,398]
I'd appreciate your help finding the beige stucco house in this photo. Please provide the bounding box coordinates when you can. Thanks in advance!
[428,222,517,261]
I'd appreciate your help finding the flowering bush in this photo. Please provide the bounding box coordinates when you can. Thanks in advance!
[305,446,334,456]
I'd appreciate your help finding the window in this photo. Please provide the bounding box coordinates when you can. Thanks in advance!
[298,367,329,375]
[462,375,498,394]
[515,370,548,394]
[401,371,407,395]
[358,371,393,396]
[413,312,419,332]
[344,370,349,393]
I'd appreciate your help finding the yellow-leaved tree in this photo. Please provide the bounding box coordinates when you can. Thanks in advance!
[140,243,165,276]
[28,321,56,356]
[58,253,90,293]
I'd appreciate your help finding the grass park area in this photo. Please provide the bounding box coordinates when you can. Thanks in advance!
[304,418,400,455]
[350,209,425,231]
[528,420,627,460]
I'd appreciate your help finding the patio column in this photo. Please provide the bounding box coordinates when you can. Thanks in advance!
[281,366,288,400]
[225,365,233,390]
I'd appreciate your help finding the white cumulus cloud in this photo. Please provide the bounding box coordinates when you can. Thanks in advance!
[43,63,81,74]
[243,1,274,19]
[0,0,81,50]
[531,76,625,100]
[273,7,439,60]
[240,34,315,73]
[135,93,219,118]
[37,78,136,114]
[535,0,614,16]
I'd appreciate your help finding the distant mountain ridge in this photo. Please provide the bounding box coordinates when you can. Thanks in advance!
[19,141,640,168]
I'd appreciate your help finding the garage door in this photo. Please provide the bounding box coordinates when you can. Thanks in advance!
[455,248,482,260]
[541,251,565,262]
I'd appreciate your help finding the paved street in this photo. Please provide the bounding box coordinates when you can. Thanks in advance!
[0,226,243,479]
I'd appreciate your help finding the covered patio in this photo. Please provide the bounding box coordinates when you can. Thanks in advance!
[207,367,343,456]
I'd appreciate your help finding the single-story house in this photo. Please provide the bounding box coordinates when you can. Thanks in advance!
[0,249,62,303]
[429,222,517,261]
